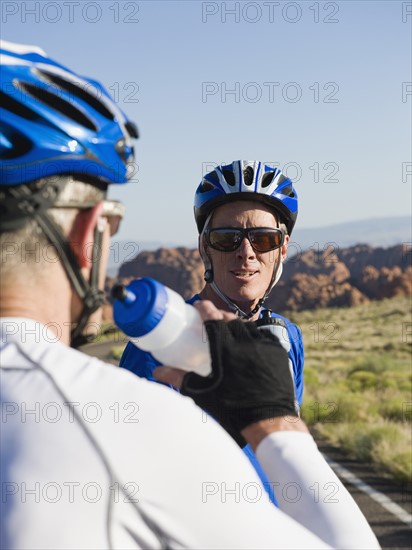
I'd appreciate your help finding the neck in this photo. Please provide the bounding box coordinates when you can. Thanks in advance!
[198,285,262,321]
[0,266,73,345]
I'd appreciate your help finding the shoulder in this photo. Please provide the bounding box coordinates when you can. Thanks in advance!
[10,337,214,456]
[262,309,303,341]
[119,340,160,374]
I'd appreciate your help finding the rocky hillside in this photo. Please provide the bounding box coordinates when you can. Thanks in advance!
[105,243,411,317]
[267,243,411,311]
[117,247,204,300]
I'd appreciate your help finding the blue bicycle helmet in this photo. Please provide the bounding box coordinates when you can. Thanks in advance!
[194,161,298,235]
[0,39,138,189]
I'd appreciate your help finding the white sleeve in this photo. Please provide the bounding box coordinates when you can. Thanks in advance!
[256,431,381,549]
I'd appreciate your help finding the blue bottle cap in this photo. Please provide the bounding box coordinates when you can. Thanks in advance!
[113,277,168,337]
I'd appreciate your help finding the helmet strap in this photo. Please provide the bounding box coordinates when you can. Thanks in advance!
[199,211,215,284]
[34,211,105,348]
[214,258,283,320]
[70,225,105,347]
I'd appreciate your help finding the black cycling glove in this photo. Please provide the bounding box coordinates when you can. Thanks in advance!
[181,320,299,447]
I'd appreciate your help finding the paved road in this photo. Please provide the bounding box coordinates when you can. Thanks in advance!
[80,339,121,366]
[81,340,412,550]
[316,440,411,550]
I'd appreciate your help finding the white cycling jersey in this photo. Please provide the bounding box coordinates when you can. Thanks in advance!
[0,318,380,549]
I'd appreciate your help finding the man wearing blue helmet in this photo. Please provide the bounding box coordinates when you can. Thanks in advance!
[194,161,298,320]
[120,161,304,505]
[0,41,379,549]
[0,39,138,347]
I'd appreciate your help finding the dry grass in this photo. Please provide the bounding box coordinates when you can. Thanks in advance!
[288,296,412,482]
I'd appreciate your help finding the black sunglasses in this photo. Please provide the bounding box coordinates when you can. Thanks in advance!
[205,227,285,253]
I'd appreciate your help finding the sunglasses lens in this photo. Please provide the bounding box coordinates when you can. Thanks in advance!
[249,229,283,252]
[208,230,241,251]
[208,228,283,252]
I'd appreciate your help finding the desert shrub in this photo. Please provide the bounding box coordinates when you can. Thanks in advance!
[379,376,398,390]
[347,370,377,392]
[370,424,412,482]
[302,366,319,386]
[349,355,394,375]
[379,398,407,421]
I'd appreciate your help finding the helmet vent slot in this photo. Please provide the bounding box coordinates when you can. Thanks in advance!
[0,90,40,121]
[222,169,236,186]
[0,123,32,160]
[200,180,215,193]
[261,171,275,188]
[125,121,139,139]
[276,173,287,186]
[281,185,295,197]
[18,81,98,131]
[243,166,254,186]
[36,70,116,121]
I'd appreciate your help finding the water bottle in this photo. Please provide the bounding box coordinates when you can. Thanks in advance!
[112,278,211,376]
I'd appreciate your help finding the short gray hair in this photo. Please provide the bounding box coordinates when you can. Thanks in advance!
[0,176,105,281]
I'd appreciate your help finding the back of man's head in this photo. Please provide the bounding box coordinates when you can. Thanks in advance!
[0,40,138,345]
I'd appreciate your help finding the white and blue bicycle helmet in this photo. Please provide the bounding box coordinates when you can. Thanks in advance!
[194,161,298,319]
[0,40,138,346]
[194,160,298,236]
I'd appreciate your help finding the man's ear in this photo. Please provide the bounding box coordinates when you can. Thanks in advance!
[68,202,104,269]
[281,234,289,262]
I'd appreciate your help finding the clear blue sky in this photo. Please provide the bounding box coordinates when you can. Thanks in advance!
[3,0,411,245]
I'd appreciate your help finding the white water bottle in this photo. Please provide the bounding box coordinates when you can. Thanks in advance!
[112,277,211,376]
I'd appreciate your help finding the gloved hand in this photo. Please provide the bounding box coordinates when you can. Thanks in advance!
[181,320,299,447]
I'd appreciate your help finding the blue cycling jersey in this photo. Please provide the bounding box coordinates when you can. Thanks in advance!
[119,294,305,507]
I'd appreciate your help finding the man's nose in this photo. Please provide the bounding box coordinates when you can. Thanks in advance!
[236,237,256,259]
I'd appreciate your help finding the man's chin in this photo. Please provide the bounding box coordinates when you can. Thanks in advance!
[228,292,260,313]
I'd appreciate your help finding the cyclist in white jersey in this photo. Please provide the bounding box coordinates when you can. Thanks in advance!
[0,40,380,549]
